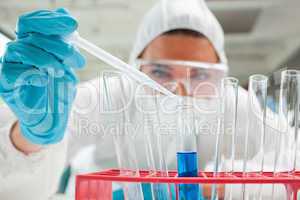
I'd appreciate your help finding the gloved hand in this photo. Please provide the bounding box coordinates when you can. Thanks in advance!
[0,8,85,145]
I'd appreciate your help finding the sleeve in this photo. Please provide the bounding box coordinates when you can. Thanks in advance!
[65,78,104,161]
[0,77,105,199]
[65,76,124,162]
[0,104,68,200]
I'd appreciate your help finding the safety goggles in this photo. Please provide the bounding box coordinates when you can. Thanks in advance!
[135,59,228,96]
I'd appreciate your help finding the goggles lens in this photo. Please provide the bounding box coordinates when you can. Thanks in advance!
[137,59,227,96]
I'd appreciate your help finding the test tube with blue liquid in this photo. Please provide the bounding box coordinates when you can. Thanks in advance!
[176,102,201,200]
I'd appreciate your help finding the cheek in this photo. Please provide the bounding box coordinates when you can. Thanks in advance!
[140,66,150,75]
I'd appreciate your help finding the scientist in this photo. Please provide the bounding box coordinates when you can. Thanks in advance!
[0,0,286,199]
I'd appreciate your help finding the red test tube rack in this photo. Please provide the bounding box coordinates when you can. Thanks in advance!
[76,169,300,200]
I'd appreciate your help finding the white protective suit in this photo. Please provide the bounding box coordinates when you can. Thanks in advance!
[0,0,295,199]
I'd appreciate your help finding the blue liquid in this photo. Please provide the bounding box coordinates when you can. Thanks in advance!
[152,183,170,200]
[177,151,199,200]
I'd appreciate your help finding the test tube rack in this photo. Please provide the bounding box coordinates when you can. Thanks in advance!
[76,169,300,200]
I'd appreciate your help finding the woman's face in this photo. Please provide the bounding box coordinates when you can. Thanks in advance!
[140,34,221,96]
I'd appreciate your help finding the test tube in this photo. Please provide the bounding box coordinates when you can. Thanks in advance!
[103,72,144,200]
[153,93,173,200]
[223,77,239,200]
[274,70,300,174]
[177,101,200,200]
[242,74,268,200]
[221,77,239,173]
[139,87,171,200]
[211,77,239,200]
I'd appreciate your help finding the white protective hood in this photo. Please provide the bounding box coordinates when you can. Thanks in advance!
[129,0,228,66]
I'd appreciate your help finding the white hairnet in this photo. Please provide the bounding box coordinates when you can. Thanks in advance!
[129,0,227,67]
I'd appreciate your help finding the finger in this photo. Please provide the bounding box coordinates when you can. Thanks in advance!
[176,82,188,96]
[62,67,79,84]
[17,8,77,38]
[4,41,66,70]
[56,8,70,15]
[19,33,85,69]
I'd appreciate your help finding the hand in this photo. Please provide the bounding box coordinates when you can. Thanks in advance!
[0,8,85,145]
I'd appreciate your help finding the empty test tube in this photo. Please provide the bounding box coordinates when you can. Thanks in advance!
[272,70,300,200]
[221,77,239,173]
[275,70,300,174]
[141,89,171,200]
[103,72,144,200]
[242,74,268,200]
[211,77,239,200]
[222,77,239,200]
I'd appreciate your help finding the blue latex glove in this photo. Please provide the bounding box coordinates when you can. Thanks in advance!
[0,8,85,145]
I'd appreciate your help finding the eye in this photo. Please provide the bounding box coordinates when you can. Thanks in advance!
[151,69,171,79]
[149,65,172,79]
[192,70,210,81]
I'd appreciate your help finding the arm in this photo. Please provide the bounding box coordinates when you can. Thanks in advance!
[10,122,42,155]
[0,106,67,200]
[0,8,85,199]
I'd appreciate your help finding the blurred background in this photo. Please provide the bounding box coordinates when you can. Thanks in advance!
[0,1,299,198]
[0,0,299,88]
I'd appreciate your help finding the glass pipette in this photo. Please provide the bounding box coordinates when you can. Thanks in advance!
[67,32,176,97]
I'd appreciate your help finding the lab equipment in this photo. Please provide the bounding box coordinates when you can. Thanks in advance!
[273,70,300,200]
[153,94,170,177]
[222,77,239,200]
[177,152,199,199]
[76,169,300,200]
[74,71,300,199]
[0,8,85,145]
[67,32,175,98]
[176,103,202,200]
[136,59,227,95]
[211,77,239,200]
[129,0,227,66]
[275,70,300,174]
[103,72,144,200]
[67,34,184,200]
[137,88,172,200]
[152,92,173,200]
[242,75,268,200]
[220,77,239,173]
[243,75,268,172]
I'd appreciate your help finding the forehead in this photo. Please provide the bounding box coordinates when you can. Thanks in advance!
[140,34,219,63]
